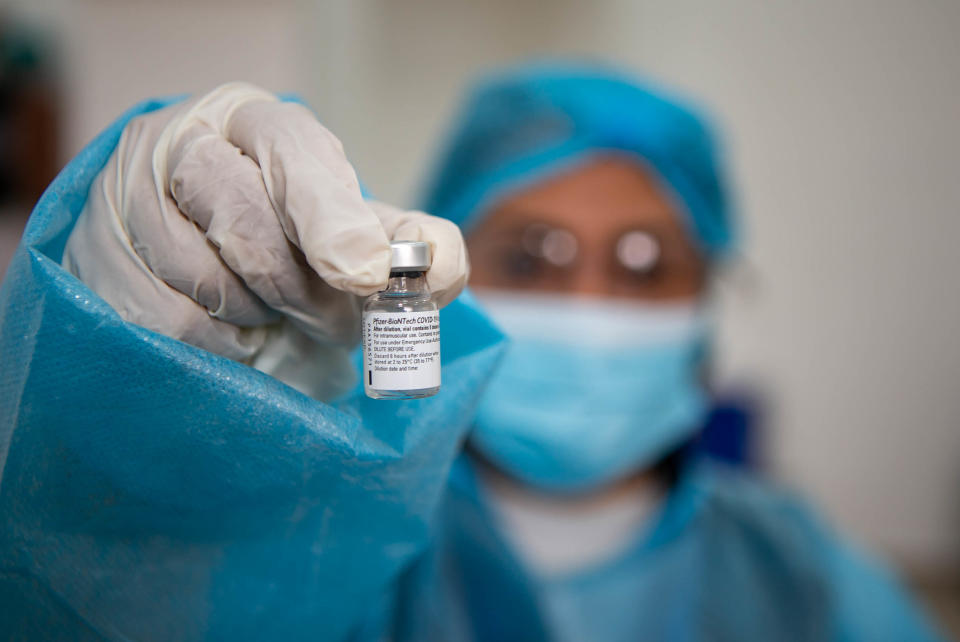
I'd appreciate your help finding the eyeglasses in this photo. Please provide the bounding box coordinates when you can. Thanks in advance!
[468,222,705,299]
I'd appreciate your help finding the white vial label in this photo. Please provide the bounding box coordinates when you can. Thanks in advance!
[362,310,441,391]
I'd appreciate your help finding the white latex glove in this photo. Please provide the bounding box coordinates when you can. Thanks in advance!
[63,82,468,398]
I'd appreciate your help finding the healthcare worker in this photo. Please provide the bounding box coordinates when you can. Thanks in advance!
[0,63,943,641]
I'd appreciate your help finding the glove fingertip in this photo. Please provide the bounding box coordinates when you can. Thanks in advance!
[304,246,391,297]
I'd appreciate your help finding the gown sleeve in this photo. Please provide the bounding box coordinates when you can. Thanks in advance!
[823,532,946,641]
[0,97,505,642]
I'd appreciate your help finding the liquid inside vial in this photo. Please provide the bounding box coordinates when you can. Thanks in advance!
[362,243,441,400]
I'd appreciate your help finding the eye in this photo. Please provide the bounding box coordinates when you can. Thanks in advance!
[497,223,580,282]
[539,228,578,267]
[522,223,578,267]
[616,230,661,277]
[501,247,543,279]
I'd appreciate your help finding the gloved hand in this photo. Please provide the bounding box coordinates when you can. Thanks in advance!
[63,82,468,399]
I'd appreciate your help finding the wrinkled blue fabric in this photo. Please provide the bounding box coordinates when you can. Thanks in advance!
[395,458,944,642]
[0,98,505,641]
[0,97,943,642]
[419,61,736,255]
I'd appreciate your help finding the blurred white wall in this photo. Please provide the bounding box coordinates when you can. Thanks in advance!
[6,0,307,158]
[636,0,960,578]
[6,0,959,575]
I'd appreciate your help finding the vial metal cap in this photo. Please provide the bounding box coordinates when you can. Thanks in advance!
[390,241,432,272]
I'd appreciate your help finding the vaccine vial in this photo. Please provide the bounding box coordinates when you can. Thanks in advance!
[362,241,441,400]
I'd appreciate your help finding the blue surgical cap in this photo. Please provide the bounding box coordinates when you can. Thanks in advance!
[420,61,736,256]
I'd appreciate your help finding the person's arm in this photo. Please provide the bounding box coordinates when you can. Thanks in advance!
[0,85,502,641]
[62,82,468,400]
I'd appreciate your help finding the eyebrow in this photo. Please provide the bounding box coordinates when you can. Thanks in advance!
[490,210,557,226]
[615,218,688,235]
[484,209,688,244]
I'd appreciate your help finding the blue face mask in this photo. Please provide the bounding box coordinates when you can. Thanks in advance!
[471,291,710,493]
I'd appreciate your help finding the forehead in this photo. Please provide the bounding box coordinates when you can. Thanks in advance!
[480,155,684,237]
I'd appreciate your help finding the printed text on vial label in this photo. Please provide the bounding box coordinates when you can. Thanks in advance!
[363,311,441,391]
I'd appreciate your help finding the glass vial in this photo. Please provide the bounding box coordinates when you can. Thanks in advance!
[362,241,441,400]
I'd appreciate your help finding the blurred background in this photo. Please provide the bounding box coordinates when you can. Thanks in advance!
[1,0,957,632]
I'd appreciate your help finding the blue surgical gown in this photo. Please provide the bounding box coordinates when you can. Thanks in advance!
[0,99,944,641]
